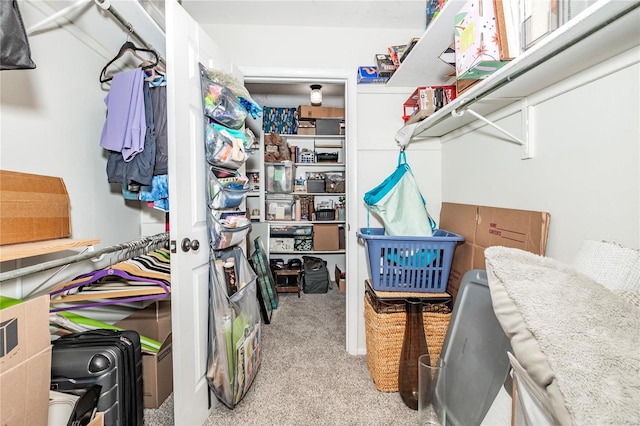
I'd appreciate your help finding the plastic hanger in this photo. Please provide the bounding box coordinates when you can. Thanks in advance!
[99,40,159,83]
[49,252,171,312]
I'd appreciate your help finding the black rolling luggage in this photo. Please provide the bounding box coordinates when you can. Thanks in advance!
[50,329,143,426]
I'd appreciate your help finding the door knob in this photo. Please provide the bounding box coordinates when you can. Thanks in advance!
[181,238,200,252]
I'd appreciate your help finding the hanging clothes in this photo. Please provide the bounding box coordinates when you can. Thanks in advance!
[106,75,156,191]
[149,85,168,175]
[100,68,147,160]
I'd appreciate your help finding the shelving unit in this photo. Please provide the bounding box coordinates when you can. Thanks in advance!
[262,133,347,265]
[388,0,640,141]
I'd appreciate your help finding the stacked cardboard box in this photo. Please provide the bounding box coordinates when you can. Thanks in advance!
[439,203,550,298]
[0,296,51,425]
[115,301,173,409]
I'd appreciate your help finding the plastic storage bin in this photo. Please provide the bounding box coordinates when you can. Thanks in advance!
[266,194,294,221]
[357,228,464,292]
[265,161,295,193]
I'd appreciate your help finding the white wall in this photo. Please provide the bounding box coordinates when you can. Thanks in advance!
[0,3,154,296]
[355,85,443,352]
[199,24,419,71]
[441,50,640,263]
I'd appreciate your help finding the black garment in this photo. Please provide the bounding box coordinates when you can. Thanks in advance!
[150,85,168,175]
[106,81,156,190]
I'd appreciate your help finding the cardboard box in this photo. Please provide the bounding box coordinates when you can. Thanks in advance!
[298,105,345,119]
[313,224,339,251]
[456,78,481,95]
[296,127,316,136]
[454,0,510,80]
[439,203,550,298]
[357,66,390,84]
[334,265,346,291]
[0,296,51,426]
[0,170,71,245]
[115,301,173,409]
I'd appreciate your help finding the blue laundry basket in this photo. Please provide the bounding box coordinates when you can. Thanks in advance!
[357,228,464,292]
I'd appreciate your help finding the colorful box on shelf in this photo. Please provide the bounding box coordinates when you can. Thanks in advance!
[454,0,511,80]
[357,66,390,84]
[402,86,457,123]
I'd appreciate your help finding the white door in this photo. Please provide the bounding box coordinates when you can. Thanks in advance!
[166,1,223,424]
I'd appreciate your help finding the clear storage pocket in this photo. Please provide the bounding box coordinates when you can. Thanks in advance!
[200,64,248,129]
[207,247,260,408]
[209,212,251,250]
[208,166,249,210]
[205,120,248,170]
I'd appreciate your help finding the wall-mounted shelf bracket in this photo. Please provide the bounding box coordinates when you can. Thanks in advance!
[452,99,535,160]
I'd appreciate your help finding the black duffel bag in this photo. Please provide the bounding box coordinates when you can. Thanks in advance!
[301,255,330,294]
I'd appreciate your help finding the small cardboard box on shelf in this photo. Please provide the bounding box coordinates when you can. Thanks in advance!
[0,170,71,245]
[298,105,345,119]
[313,224,339,251]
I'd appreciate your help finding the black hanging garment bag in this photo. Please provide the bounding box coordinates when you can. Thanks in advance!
[50,329,144,426]
[302,255,331,294]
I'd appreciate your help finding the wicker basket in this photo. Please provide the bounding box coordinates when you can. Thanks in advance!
[364,292,451,392]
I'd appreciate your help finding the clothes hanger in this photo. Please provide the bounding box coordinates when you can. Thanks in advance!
[48,247,171,312]
[49,272,170,313]
[99,40,160,83]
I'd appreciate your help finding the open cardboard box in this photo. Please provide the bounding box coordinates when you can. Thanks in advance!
[440,202,550,298]
[0,296,51,426]
[115,300,173,409]
[0,170,71,245]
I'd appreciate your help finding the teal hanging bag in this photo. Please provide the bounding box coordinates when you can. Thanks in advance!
[363,151,436,236]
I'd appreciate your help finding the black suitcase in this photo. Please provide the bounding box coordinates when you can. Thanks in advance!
[51,329,143,426]
[302,256,330,294]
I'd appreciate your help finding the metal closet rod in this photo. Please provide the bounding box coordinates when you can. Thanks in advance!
[94,0,166,66]
[27,0,166,65]
[0,232,170,283]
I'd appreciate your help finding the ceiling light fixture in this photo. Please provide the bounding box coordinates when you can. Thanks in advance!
[310,84,322,106]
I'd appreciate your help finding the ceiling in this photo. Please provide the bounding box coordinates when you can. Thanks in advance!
[179,0,426,29]
[177,1,427,98]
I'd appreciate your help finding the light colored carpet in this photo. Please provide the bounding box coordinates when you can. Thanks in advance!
[144,287,418,425]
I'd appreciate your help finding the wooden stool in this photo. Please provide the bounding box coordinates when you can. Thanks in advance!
[273,268,301,298]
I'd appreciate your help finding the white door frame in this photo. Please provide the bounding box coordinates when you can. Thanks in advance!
[241,66,361,355]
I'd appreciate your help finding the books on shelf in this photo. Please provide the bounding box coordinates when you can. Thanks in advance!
[399,37,420,63]
[375,53,396,78]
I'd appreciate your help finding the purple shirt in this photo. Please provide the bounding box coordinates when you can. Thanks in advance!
[100,68,146,161]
